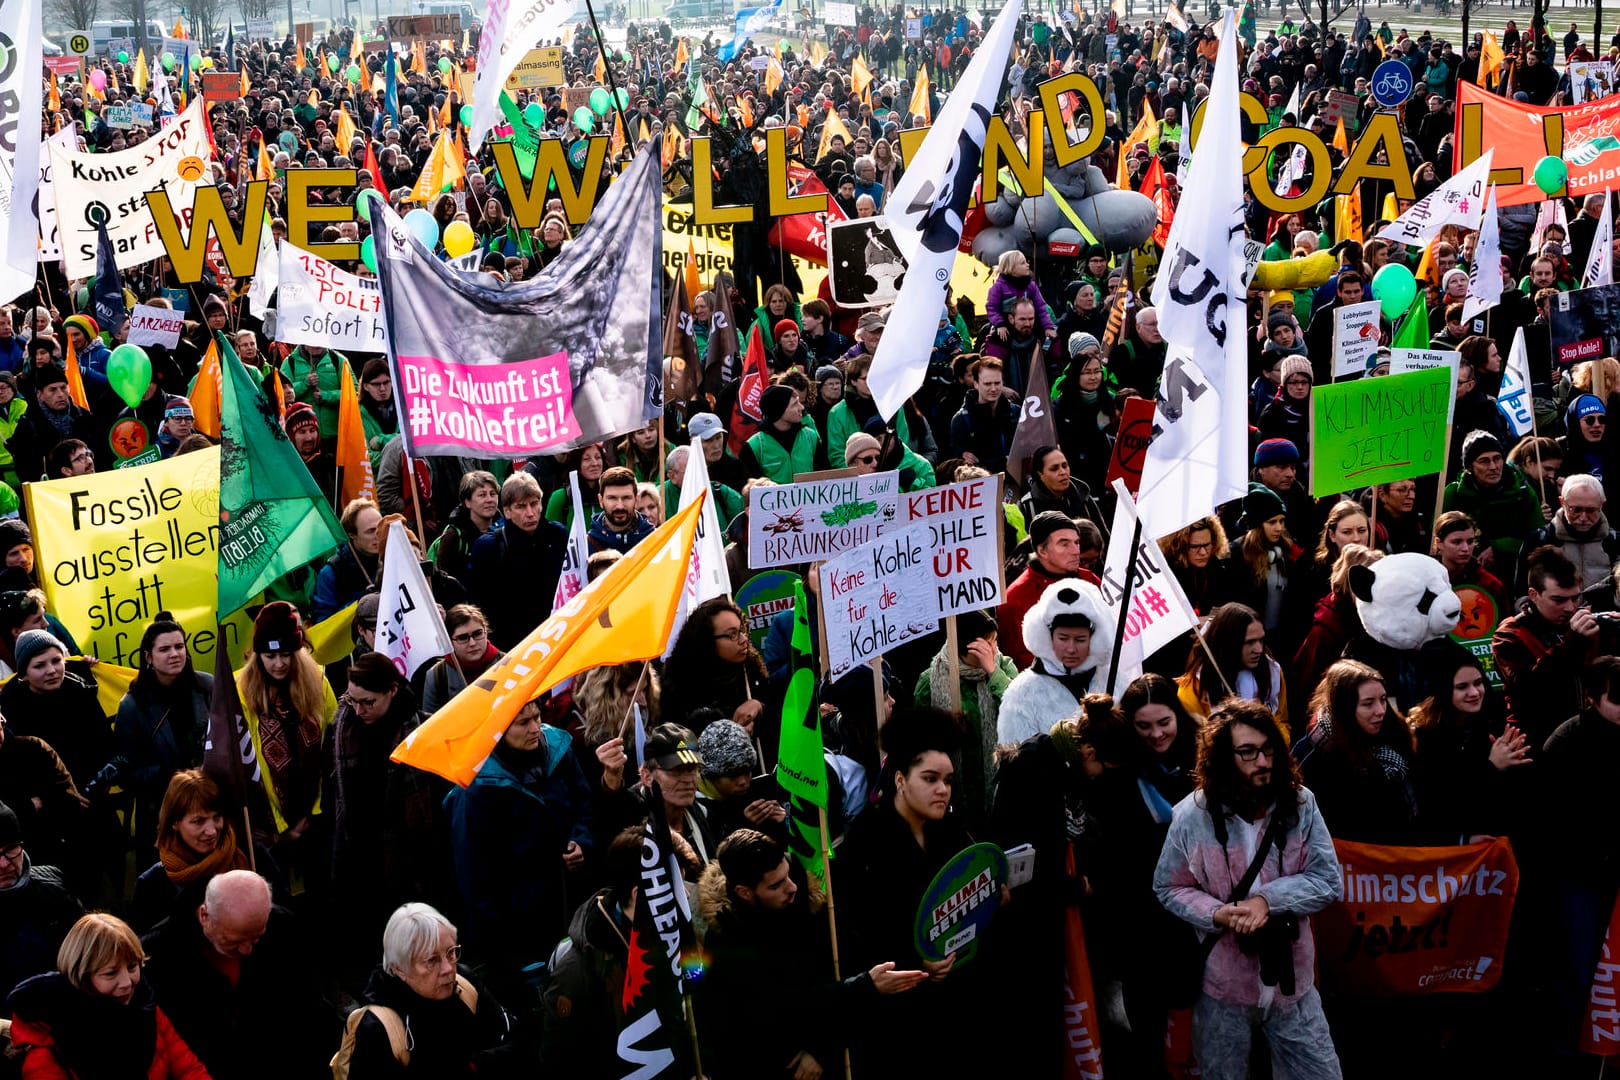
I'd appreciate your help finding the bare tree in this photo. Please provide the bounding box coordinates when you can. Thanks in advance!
[47,0,101,32]
[190,0,225,43]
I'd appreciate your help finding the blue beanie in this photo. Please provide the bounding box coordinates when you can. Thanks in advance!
[1253,438,1301,469]
[1576,394,1607,421]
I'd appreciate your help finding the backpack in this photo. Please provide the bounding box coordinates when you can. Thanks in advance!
[330,974,477,1078]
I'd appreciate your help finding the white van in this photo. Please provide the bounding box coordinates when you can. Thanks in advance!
[90,19,167,54]
[416,1,476,24]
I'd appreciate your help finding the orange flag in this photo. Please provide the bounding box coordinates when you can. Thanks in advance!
[294,45,305,74]
[674,37,688,69]
[908,66,932,124]
[190,339,223,438]
[737,95,754,128]
[1332,116,1349,155]
[63,334,89,410]
[684,238,702,306]
[611,111,625,157]
[334,106,358,155]
[270,367,287,422]
[662,125,680,169]
[851,55,873,103]
[392,494,707,785]
[595,48,607,84]
[336,363,375,505]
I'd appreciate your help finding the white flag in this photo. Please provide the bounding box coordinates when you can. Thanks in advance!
[1584,190,1614,288]
[1497,326,1535,438]
[1097,479,1200,693]
[376,520,453,680]
[1461,183,1502,324]
[867,0,1023,421]
[1133,346,1232,539]
[1149,11,1248,524]
[1274,143,1307,196]
[665,437,731,656]
[247,218,279,319]
[552,471,591,611]
[0,0,42,306]
[1167,4,1189,31]
[467,0,584,155]
[1376,149,1494,247]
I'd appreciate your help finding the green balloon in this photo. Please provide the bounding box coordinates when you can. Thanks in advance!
[160,52,175,71]
[1533,154,1568,196]
[361,235,377,273]
[1373,263,1417,321]
[345,63,360,83]
[523,102,544,128]
[438,56,453,74]
[107,344,153,410]
[573,107,595,133]
[117,50,129,63]
[589,87,611,116]
[619,49,630,61]
[74,286,89,309]
[326,54,339,72]
[615,87,629,109]
[460,104,474,126]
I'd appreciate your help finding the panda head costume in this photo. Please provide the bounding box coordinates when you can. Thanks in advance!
[1022,577,1113,689]
[1348,553,1463,652]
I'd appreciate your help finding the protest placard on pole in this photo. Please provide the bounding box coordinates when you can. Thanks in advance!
[1099,479,1200,692]
[1104,396,1155,494]
[1333,300,1382,379]
[1309,366,1456,497]
[126,303,185,348]
[276,243,388,353]
[748,471,900,568]
[818,523,937,677]
[1388,348,1459,376]
[897,475,1005,616]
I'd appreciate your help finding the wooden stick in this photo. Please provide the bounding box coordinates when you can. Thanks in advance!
[617,660,652,741]
[944,615,962,713]
[818,806,853,1080]
[242,806,257,871]
[1431,420,1454,540]
[1197,627,1237,702]
[404,445,430,549]
[684,996,706,1080]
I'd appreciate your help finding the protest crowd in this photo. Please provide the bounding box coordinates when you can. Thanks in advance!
[10,0,1620,1074]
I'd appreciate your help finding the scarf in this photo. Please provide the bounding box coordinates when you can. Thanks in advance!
[1034,657,1093,702]
[9,973,158,1080]
[159,824,250,888]
[42,405,73,438]
[257,685,324,828]
[929,647,1000,811]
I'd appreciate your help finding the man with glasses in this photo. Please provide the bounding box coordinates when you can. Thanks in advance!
[1154,699,1343,1080]
[1523,473,1620,594]
[0,798,84,999]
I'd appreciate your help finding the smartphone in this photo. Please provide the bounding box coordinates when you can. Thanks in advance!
[749,771,783,804]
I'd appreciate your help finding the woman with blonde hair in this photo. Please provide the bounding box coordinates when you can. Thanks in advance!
[1284,499,1370,631]
[8,912,210,1078]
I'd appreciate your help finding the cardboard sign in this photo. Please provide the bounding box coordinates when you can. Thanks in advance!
[905,16,923,39]
[827,217,906,309]
[1388,348,1459,376]
[506,46,565,90]
[735,569,801,650]
[1314,838,1518,995]
[1333,299,1382,378]
[913,843,1009,964]
[386,13,460,38]
[275,243,387,352]
[748,470,900,568]
[824,1,858,25]
[126,304,185,348]
[1552,284,1620,368]
[105,105,134,130]
[202,70,240,102]
[246,16,276,39]
[1309,365,1455,497]
[1318,90,1361,131]
[130,103,153,126]
[294,21,315,44]
[1104,395,1155,494]
[819,522,937,677]
[897,475,1004,617]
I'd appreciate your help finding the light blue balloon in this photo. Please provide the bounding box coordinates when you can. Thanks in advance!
[404,208,440,251]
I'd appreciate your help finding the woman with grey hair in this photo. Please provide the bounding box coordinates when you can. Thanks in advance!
[337,902,512,1076]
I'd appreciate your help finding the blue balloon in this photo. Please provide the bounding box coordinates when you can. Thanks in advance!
[404,208,440,251]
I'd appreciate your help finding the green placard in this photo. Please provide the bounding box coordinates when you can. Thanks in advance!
[1310,365,1454,498]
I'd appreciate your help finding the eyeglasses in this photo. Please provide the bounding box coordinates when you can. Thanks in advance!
[451,627,488,645]
[343,692,383,710]
[1187,541,1214,553]
[1285,376,1312,387]
[713,627,748,643]
[0,844,22,865]
[852,453,880,465]
[1233,742,1276,762]
[413,944,462,970]
[71,451,94,464]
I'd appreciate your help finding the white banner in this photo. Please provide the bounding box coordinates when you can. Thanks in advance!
[825,1,858,24]
[246,16,276,39]
[0,0,43,303]
[819,522,938,677]
[36,129,75,267]
[246,218,278,319]
[1098,479,1200,692]
[552,471,590,612]
[1584,189,1614,288]
[666,437,731,656]
[1134,346,1227,540]
[1498,326,1534,438]
[1462,183,1503,324]
[376,520,452,679]
[126,303,184,347]
[468,0,583,154]
[1389,347,1459,376]
[867,0,1023,420]
[1377,150,1494,248]
[1333,300,1382,378]
[49,99,212,280]
[275,243,387,352]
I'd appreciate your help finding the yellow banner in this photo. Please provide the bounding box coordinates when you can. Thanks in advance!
[25,448,252,671]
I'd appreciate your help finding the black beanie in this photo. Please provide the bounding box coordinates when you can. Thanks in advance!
[760,384,796,425]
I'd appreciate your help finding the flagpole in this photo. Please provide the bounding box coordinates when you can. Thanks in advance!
[583,0,636,163]
[944,616,962,712]
[1105,517,1143,697]
[817,807,854,1080]
[618,659,652,740]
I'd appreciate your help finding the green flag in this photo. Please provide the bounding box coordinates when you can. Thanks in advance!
[216,332,346,617]
[1391,288,1429,351]
[776,579,829,883]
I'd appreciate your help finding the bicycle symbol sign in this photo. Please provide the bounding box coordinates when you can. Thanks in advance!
[1371,60,1414,107]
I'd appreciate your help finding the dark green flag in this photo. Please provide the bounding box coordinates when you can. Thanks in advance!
[776,578,829,883]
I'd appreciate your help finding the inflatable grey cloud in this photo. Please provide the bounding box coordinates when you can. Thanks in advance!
[971,141,1157,265]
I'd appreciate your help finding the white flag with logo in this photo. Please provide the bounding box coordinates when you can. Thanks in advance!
[0,0,42,305]
[376,520,452,679]
[1376,149,1494,247]
[1584,190,1614,288]
[1148,11,1248,522]
[1098,479,1200,693]
[867,0,1023,421]
[467,0,584,154]
[665,437,731,656]
[1462,183,1502,323]
[1133,345,1230,539]
[552,471,591,612]
[1497,326,1534,438]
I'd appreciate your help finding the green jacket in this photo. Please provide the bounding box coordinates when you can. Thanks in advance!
[825,399,910,468]
[747,425,821,483]
[280,347,351,439]
[663,479,744,524]
[1443,462,1544,562]
[0,397,27,482]
[361,404,397,476]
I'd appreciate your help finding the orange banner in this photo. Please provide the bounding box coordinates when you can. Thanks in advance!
[1061,844,1104,1080]
[1314,838,1518,996]
[1582,890,1620,1056]
[1456,82,1620,206]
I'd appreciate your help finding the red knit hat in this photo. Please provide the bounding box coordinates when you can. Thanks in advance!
[252,601,305,654]
[774,318,799,342]
[283,400,318,433]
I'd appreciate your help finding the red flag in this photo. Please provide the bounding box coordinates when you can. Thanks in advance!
[1061,842,1105,1079]
[766,166,846,266]
[1581,890,1620,1056]
[727,324,769,455]
[1140,155,1175,249]
[363,140,388,199]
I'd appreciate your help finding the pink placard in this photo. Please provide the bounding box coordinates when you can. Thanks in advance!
[398,352,574,453]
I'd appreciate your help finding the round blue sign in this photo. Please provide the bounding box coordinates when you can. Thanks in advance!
[913,843,1009,965]
[1371,60,1415,108]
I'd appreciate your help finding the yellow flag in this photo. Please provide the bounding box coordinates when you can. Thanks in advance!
[258,139,275,181]
[135,50,150,93]
[410,134,447,202]
[1331,116,1349,154]
[47,76,60,115]
[336,363,375,505]
[675,37,689,69]
[1415,238,1437,286]
[444,132,465,189]
[239,65,251,96]
[1334,187,1363,244]
[172,16,187,38]
[852,55,873,103]
[357,60,370,93]
[1480,30,1504,86]
[766,57,784,97]
[190,339,223,439]
[816,110,853,162]
[412,40,426,75]
[392,495,708,785]
[611,111,625,157]
[1116,103,1157,187]
[1381,191,1399,222]
[908,66,931,124]
[63,334,90,410]
[639,116,651,144]
[809,40,827,68]
[350,31,362,60]
[595,49,607,84]
[334,106,358,155]
[308,603,359,666]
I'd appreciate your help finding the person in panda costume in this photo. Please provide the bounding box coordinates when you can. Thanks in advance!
[997,579,1114,746]
[1336,552,1464,715]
